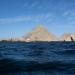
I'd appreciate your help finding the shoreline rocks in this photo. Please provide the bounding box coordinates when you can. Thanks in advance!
[0,26,75,42]
[59,33,75,41]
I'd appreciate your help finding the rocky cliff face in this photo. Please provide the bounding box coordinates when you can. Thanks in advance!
[0,26,75,42]
[59,33,75,41]
[23,25,57,42]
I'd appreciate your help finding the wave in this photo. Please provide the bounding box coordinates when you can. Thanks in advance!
[0,42,75,75]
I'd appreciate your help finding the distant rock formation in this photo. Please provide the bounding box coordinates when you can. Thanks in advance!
[7,38,26,42]
[23,25,57,42]
[0,37,26,42]
[59,33,75,41]
[0,25,75,42]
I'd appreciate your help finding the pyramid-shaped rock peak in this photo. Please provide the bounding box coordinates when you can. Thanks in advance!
[59,33,75,41]
[24,25,57,42]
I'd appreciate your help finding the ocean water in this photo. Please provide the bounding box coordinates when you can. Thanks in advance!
[0,41,75,75]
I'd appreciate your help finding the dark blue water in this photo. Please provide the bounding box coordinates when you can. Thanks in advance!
[0,42,75,75]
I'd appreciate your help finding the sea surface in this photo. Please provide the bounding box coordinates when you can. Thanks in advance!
[0,41,75,75]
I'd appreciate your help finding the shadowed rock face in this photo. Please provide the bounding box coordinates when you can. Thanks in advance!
[23,26,57,42]
[59,33,75,41]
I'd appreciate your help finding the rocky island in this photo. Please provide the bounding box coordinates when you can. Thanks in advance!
[0,25,75,42]
[59,33,75,41]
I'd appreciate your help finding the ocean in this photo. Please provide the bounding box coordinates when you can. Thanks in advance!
[0,42,75,75]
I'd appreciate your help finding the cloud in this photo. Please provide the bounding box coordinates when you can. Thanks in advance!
[62,10,75,26]
[0,13,54,25]
[23,1,39,9]
[30,1,38,8]
[23,1,46,10]
[31,13,54,23]
[0,17,31,24]
[63,10,75,17]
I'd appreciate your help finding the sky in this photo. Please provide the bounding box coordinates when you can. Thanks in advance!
[0,0,75,38]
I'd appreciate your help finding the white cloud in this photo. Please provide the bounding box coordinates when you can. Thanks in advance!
[0,13,54,24]
[62,10,75,26]
[23,1,39,9]
[63,10,75,17]
[30,1,38,8]
[0,17,31,24]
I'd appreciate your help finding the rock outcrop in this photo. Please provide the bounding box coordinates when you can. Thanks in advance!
[23,25,57,42]
[8,38,24,42]
[59,33,75,41]
[0,25,75,42]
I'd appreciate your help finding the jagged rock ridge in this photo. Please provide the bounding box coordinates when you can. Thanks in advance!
[59,33,75,41]
[23,25,57,42]
[0,25,75,42]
